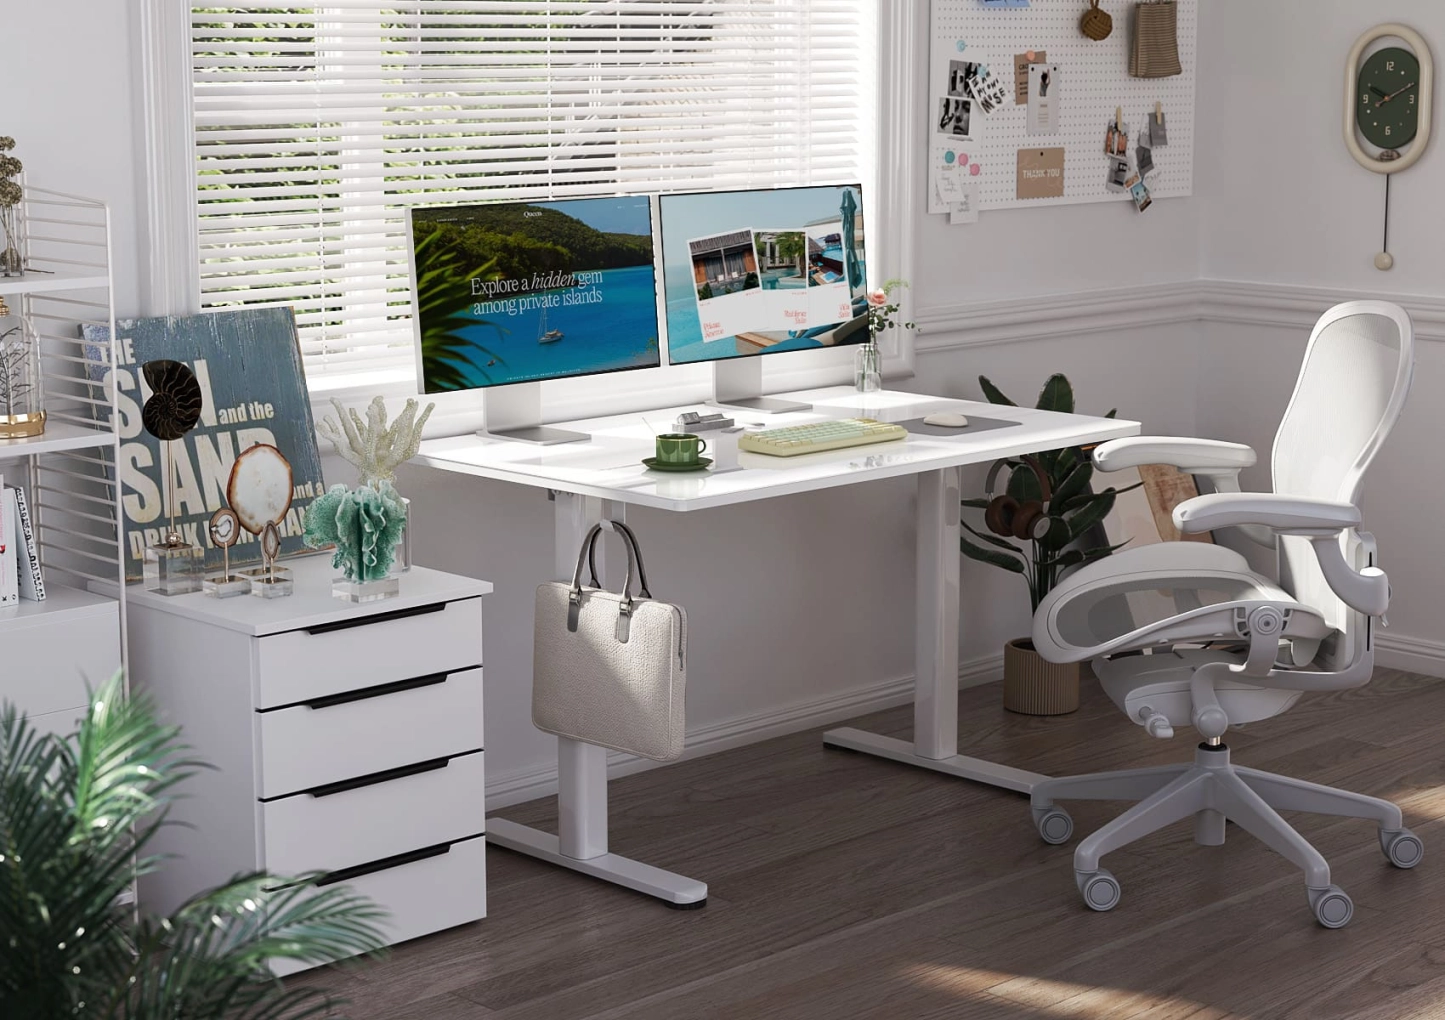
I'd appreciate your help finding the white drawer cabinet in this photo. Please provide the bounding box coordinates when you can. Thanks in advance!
[123,556,491,974]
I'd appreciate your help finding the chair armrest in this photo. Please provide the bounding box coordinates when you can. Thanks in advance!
[1172,493,1360,534]
[1091,436,1257,474]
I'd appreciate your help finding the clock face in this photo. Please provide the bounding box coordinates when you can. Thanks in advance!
[1357,46,1421,149]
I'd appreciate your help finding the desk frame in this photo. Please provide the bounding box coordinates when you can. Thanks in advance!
[417,389,1135,906]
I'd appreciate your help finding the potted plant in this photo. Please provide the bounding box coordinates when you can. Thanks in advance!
[1,673,387,1018]
[960,374,1135,714]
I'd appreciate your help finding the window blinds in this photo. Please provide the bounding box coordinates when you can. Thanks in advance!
[190,2,878,383]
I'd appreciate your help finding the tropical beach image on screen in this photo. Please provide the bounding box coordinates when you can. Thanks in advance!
[660,184,868,364]
[411,196,660,392]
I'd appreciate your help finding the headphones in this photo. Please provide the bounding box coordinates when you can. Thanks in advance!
[983,456,1055,541]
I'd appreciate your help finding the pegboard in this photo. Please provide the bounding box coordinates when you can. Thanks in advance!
[928,0,1195,214]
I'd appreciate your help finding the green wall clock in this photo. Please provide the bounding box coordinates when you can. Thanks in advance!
[1344,24,1434,270]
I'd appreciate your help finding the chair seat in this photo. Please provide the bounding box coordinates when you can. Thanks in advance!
[1033,542,1331,665]
[1094,647,1304,728]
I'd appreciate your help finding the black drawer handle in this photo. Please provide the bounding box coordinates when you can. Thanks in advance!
[316,840,455,887]
[305,755,453,799]
[304,601,447,635]
[303,672,449,710]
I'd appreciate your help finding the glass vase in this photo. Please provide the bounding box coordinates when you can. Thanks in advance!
[853,339,882,393]
[0,308,43,438]
[0,202,23,277]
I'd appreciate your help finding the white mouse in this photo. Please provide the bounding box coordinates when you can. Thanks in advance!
[923,412,970,428]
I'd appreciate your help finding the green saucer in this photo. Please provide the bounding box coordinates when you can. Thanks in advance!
[643,456,712,473]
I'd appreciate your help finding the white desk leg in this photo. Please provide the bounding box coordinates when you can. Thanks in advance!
[823,467,1046,794]
[485,492,708,907]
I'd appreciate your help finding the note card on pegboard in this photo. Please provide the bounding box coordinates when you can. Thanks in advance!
[928,0,1195,217]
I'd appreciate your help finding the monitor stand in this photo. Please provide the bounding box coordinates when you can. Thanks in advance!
[477,382,589,445]
[707,358,812,415]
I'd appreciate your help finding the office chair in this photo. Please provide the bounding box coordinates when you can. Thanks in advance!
[1027,301,1418,928]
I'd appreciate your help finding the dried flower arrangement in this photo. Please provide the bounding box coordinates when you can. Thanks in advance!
[0,136,23,275]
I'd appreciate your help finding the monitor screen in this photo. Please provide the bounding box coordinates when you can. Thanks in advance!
[410,196,662,393]
[658,184,868,366]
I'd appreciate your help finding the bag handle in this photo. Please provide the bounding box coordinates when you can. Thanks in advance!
[587,520,652,598]
[568,520,648,642]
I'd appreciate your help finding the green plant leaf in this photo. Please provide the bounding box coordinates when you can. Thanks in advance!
[960,497,993,509]
[1006,464,1045,502]
[961,519,1026,553]
[1105,408,1118,418]
[978,375,1016,406]
[1035,373,1074,414]
[961,533,1026,573]
[1050,460,1094,508]
[1067,488,1117,540]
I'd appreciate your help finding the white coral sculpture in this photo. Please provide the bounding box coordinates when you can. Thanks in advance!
[318,395,435,489]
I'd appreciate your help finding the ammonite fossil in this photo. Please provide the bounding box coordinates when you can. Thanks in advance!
[141,360,204,441]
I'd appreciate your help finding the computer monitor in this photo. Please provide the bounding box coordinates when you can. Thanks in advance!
[658,183,869,411]
[409,195,662,440]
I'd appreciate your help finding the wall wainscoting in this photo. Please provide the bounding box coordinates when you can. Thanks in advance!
[914,278,1445,350]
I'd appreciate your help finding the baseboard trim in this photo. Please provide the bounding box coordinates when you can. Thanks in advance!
[1376,631,1445,679]
[485,652,1005,808]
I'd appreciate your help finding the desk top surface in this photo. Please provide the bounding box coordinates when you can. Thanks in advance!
[415,387,1141,512]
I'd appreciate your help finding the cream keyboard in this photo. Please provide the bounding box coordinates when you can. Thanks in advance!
[738,418,908,457]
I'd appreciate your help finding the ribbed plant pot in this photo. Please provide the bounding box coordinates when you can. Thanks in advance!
[1002,637,1080,715]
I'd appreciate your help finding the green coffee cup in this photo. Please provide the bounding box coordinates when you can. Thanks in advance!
[655,432,708,465]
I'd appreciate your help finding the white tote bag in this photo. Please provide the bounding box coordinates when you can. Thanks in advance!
[533,521,688,761]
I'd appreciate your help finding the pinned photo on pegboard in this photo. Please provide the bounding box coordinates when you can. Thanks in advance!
[1026,63,1060,135]
[938,97,973,139]
[1136,144,1155,177]
[1127,173,1153,212]
[1105,155,1131,192]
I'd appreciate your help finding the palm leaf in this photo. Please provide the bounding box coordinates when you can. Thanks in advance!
[961,519,1025,553]
[1066,488,1118,541]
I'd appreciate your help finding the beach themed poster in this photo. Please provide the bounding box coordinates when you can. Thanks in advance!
[659,184,869,364]
[82,308,324,581]
[410,197,661,392]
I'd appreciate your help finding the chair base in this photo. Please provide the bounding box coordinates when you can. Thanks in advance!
[1030,743,1422,927]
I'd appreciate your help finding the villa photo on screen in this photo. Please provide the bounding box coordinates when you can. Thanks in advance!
[411,196,661,393]
[689,229,759,302]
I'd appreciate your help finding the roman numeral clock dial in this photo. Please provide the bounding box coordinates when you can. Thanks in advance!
[1345,24,1434,270]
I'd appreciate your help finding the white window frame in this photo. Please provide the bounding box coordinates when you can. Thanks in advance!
[139,0,918,424]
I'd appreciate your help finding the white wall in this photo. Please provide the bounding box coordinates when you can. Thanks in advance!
[2,3,144,314]
[1198,0,1445,293]
[1194,0,1445,674]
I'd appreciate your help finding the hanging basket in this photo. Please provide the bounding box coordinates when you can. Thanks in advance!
[1081,0,1113,41]
[1002,637,1081,715]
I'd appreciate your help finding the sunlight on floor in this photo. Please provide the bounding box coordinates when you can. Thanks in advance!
[900,962,1211,1018]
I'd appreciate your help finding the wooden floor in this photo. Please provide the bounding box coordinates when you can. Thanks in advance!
[297,669,1445,1020]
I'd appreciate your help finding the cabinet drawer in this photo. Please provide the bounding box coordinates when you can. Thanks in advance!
[256,598,482,709]
[3,598,119,717]
[331,834,485,946]
[271,833,487,977]
[257,666,483,799]
[262,751,485,877]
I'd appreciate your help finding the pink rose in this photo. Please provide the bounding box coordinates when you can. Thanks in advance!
[868,289,888,307]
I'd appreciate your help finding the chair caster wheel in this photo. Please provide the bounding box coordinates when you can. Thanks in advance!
[1034,806,1074,845]
[1380,828,1424,869]
[1076,869,1121,912]
[1308,885,1354,929]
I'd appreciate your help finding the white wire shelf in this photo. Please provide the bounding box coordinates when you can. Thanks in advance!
[0,421,117,462]
[0,269,112,298]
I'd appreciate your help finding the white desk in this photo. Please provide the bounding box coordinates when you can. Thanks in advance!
[416,386,1140,907]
